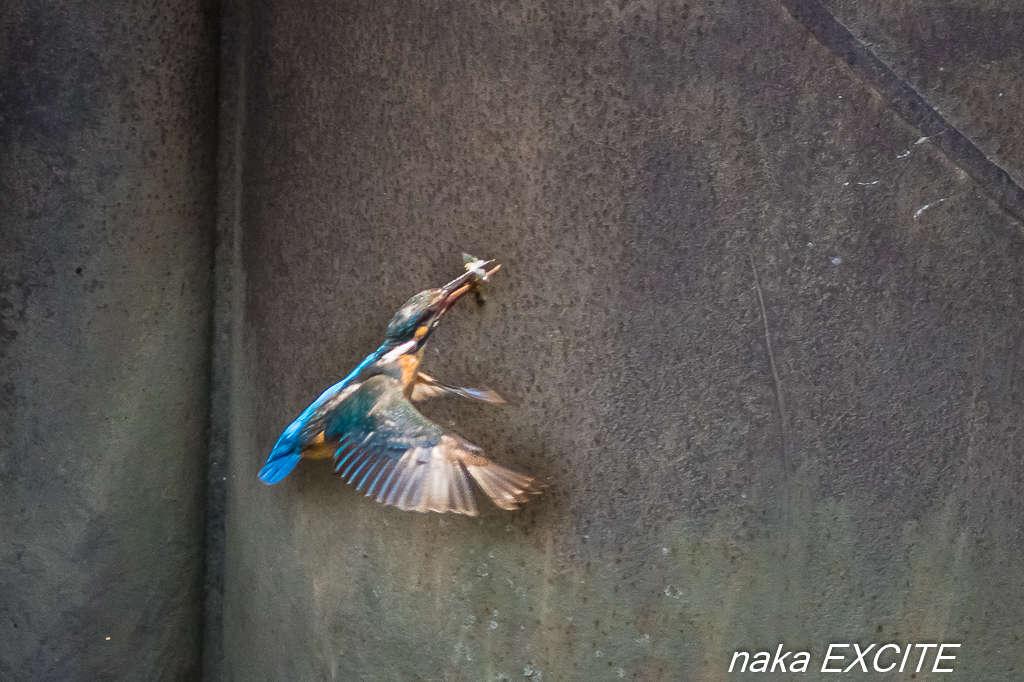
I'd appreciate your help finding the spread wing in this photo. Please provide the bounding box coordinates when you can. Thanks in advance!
[322,375,537,516]
[410,372,504,403]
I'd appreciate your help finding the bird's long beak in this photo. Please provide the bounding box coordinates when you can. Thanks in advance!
[439,260,500,311]
[395,259,501,355]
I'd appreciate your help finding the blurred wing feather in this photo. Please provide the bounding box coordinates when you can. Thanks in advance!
[322,374,535,515]
[411,373,504,404]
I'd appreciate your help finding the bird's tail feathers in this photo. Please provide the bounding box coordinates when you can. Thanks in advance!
[258,426,303,484]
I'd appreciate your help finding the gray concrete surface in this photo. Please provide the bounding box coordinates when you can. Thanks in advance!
[4,1,1023,680]
[222,1,1024,681]
[823,0,1024,185]
[0,1,218,680]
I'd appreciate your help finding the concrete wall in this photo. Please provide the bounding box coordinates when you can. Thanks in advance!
[0,1,218,679]
[222,1,1024,681]
[4,1,1023,681]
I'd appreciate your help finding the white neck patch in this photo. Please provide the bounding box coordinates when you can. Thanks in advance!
[381,339,417,363]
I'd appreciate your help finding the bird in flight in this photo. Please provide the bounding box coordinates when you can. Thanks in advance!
[258,255,539,516]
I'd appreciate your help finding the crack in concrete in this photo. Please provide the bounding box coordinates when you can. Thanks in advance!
[749,253,790,477]
[779,0,1024,234]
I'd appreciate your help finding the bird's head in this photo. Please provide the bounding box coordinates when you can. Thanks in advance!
[382,257,500,356]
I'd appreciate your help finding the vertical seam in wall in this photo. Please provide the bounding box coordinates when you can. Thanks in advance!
[203,0,247,678]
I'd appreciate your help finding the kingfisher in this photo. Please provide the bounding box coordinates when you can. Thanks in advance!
[258,255,539,516]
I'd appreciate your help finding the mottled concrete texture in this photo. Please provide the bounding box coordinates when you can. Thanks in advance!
[0,1,217,680]
[221,1,1024,680]
[822,0,1024,186]
[10,0,1020,680]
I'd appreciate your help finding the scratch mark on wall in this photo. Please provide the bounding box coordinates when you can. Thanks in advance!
[914,198,947,219]
[748,253,790,475]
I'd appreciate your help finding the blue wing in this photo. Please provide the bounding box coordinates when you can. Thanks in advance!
[258,346,385,484]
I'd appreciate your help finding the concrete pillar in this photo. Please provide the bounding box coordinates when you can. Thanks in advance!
[0,1,217,679]
[221,1,1024,679]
